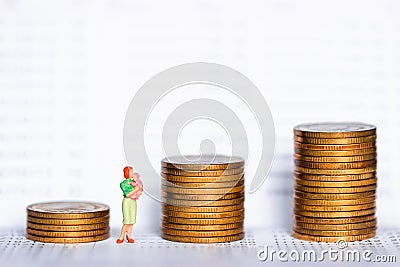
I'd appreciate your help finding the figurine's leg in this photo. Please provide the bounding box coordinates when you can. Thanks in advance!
[126,224,134,237]
[117,224,127,243]
[123,224,129,236]
[126,224,134,243]
[118,197,130,242]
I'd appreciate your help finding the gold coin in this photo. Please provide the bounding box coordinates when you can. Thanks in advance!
[295,178,377,188]
[162,173,244,183]
[292,231,375,242]
[161,155,244,170]
[295,184,376,194]
[294,153,376,163]
[294,122,376,138]
[162,209,244,219]
[161,227,243,237]
[294,196,375,206]
[161,167,244,177]
[294,190,375,200]
[27,221,109,231]
[294,220,376,231]
[162,197,244,207]
[294,227,376,237]
[162,203,244,213]
[295,135,376,145]
[26,202,110,219]
[27,215,110,225]
[295,166,376,175]
[294,208,375,218]
[161,221,243,231]
[295,160,376,169]
[26,232,109,243]
[294,142,376,151]
[162,179,244,189]
[294,135,376,145]
[162,232,244,243]
[295,202,375,212]
[26,227,109,238]
[162,192,244,201]
[294,171,376,181]
[162,185,244,195]
[294,214,376,224]
[295,148,376,157]
[162,215,244,224]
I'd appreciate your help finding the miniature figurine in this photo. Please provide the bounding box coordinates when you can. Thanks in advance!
[117,166,143,244]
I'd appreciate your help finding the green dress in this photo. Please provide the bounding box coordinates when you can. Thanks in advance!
[120,178,137,224]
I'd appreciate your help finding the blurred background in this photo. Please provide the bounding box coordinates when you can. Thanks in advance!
[0,0,399,234]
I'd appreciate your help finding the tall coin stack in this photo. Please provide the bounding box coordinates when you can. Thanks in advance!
[292,122,377,242]
[161,155,245,243]
[26,201,110,243]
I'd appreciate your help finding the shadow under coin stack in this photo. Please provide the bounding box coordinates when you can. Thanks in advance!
[26,201,110,243]
[292,122,377,242]
[161,155,245,243]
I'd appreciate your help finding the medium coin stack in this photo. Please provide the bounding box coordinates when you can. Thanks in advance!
[293,122,377,242]
[161,155,245,243]
[26,201,110,243]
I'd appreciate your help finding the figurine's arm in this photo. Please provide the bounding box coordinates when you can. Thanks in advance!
[127,188,142,200]
[126,189,137,198]
[127,186,141,196]
[129,182,143,195]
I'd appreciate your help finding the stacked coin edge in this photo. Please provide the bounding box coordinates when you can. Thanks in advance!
[26,201,110,243]
[161,155,245,243]
[293,122,377,242]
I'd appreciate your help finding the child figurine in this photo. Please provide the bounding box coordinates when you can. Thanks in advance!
[117,166,143,244]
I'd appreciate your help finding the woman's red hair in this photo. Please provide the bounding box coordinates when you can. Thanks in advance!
[123,166,133,178]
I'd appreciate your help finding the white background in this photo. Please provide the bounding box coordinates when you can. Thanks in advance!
[0,0,399,232]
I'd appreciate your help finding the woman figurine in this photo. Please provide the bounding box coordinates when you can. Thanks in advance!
[116,166,143,244]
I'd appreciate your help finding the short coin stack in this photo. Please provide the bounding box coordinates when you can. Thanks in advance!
[161,155,245,243]
[292,122,377,242]
[26,201,110,243]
